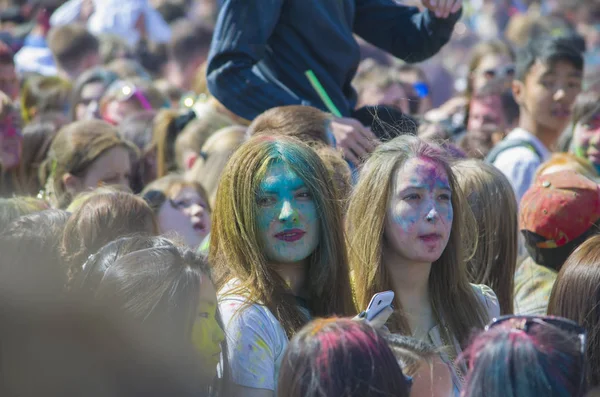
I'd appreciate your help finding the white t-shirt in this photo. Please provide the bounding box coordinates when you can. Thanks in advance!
[218,279,307,391]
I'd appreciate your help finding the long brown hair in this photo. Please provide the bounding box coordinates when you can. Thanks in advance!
[453,159,517,315]
[346,135,487,349]
[548,234,600,388]
[210,136,355,338]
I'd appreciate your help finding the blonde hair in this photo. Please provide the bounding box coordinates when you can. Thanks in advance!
[186,125,247,208]
[346,135,487,349]
[452,159,518,315]
[535,153,598,180]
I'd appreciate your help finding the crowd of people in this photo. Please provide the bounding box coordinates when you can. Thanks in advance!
[0,0,599,396]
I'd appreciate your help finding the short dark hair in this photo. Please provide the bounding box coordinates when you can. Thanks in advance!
[47,24,99,72]
[168,20,213,67]
[515,35,585,82]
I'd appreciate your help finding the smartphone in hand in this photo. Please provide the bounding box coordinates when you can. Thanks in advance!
[365,291,395,322]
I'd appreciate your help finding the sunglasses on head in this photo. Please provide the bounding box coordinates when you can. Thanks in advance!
[486,315,587,354]
[481,65,515,80]
[110,81,154,110]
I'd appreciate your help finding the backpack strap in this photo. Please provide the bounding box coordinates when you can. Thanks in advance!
[485,139,543,164]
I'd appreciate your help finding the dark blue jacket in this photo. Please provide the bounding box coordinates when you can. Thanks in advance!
[207,0,461,120]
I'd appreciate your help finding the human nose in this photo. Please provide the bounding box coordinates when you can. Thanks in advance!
[425,206,439,223]
[87,101,99,118]
[278,200,298,222]
[553,88,566,101]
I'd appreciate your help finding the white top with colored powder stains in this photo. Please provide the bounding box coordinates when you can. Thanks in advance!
[218,279,289,391]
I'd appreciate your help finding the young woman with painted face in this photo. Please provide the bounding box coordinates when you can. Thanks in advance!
[142,175,211,249]
[210,136,355,397]
[346,135,499,394]
[569,91,600,175]
[79,236,227,395]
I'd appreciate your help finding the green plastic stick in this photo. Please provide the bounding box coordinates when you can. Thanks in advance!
[305,70,342,117]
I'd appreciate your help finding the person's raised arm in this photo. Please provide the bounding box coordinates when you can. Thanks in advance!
[207,0,310,121]
[353,0,462,63]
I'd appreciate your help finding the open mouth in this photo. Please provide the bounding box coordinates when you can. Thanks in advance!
[419,234,441,243]
[274,229,306,242]
[551,107,571,119]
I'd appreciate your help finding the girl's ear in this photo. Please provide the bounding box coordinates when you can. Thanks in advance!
[62,173,82,195]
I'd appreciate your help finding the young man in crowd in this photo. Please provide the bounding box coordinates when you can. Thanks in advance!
[166,20,212,92]
[488,35,584,201]
[514,170,600,315]
[47,23,100,80]
[207,0,463,165]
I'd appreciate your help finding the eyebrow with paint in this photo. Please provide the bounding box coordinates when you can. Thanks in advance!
[259,178,307,194]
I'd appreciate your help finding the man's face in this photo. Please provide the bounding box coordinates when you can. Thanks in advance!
[514,60,583,134]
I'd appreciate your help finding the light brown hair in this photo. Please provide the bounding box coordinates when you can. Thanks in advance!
[247,105,332,147]
[548,234,600,388]
[153,109,232,178]
[61,189,158,286]
[453,159,518,315]
[535,152,598,181]
[346,135,487,349]
[20,76,71,123]
[47,23,99,73]
[39,120,137,209]
[186,125,247,208]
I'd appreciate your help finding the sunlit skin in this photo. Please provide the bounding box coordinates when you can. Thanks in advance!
[157,187,211,248]
[467,95,505,132]
[472,54,514,93]
[191,278,225,374]
[515,60,582,141]
[65,146,132,194]
[384,157,453,264]
[256,162,320,266]
[572,112,600,166]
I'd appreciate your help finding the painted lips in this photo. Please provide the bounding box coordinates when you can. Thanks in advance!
[275,229,306,242]
[419,234,441,243]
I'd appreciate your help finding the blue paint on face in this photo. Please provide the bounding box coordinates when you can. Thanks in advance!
[384,157,454,264]
[256,162,320,265]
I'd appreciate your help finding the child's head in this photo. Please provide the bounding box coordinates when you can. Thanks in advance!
[70,67,119,121]
[40,120,137,208]
[453,159,518,315]
[461,316,586,397]
[100,79,168,126]
[47,23,100,79]
[61,189,158,284]
[90,236,224,382]
[278,318,410,397]
[467,39,515,97]
[513,35,584,135]
[520,170,600,271]
[142,175,211,249]
[548,234,600,388]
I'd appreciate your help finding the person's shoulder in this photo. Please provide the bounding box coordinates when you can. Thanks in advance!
[470,283,500,320]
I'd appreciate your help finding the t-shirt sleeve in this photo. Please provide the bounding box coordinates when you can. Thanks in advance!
[219,300,279,390]
[492,147,541,203]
